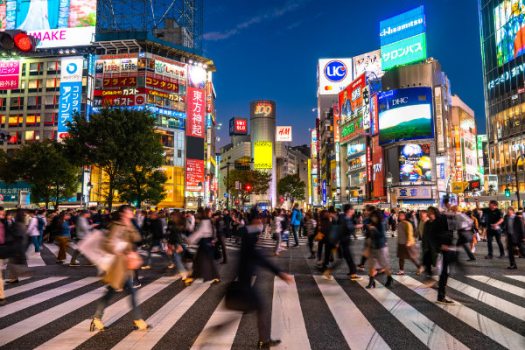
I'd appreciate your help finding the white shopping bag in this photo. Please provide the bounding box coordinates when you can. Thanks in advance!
[78,229,115,275]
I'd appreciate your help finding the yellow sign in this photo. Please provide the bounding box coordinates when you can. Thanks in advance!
[254,141,273,169]
[452,181,468,194]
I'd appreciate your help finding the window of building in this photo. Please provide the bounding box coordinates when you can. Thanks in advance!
[46,78,57,88]
[8,115,22,127]
[43,130,56,140]
[44,95,57,108]
[29,62,42,75]
[24,130,40,142]
[7,131,21,145]
[10,96,24,109]
[46,61,58,72]
[27,96,40,109]
[0,115,5,127]
[44,113,57,126]
[26,115,41,126]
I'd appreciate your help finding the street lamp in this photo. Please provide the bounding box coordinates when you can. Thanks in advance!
[386,172,393,212]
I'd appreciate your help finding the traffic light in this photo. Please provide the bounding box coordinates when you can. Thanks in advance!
[0,31,38,53]
[245,184,252,192]
[505,187,511,198]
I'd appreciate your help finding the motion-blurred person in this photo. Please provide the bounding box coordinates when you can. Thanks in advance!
[290,204,302,247]
[453,207,476,261]
[484,200,505,259]
[55,212,73,264]
[90,205,148,331]
[503,207,525,270]
[396,211,423,275]
[70,210,95,266]
[365,210,394,288]
[167,211,191,282]
[141,211,170,270]
[187,208,220,284]
[304,211,317,259]
[26,210,41,253]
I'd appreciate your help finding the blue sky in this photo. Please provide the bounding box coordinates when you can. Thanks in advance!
[203,0,483,146]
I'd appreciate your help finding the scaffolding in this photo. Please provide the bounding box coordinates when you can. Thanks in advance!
[96,0,203,53]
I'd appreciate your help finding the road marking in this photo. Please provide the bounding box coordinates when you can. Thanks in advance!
[271,276,311,350]
[314,276,389,350]
[35,276,178,350]
[112,281,211,350]
[25,245,46,267]
[394,275,525,350]
[357,278,468,350]
[1,277,98,318]
[505,275,525,284]
[44,243,72,263]
[0,286,106,347]
[467,275,525,299]
[445,277,525,321]
[4,276,69,298]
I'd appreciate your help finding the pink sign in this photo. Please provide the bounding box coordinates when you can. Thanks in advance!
[186,159,205,191]
[186,87,205,138]
[0,61,20,90]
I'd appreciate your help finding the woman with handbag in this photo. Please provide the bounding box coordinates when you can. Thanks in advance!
[90,205,149,332]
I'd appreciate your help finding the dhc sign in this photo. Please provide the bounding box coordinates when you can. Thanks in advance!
[324,60,348,82]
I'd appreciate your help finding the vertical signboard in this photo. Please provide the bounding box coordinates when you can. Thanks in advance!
[371,136,385,198]
[186,87,205,138]
[434,86,445,153]
[57,56,83,140]
[254,141,273,169]
[185,159,205,191]
[0,60,20,90]
[333,104,341,142]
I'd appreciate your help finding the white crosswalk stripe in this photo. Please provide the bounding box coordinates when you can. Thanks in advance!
[505,274,525,283]
[25,245,46,267]
[1,273,524,349]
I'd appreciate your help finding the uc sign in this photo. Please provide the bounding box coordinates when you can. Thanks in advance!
[324,60,347,82]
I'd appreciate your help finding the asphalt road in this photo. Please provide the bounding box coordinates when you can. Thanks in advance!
[1,233,524,350]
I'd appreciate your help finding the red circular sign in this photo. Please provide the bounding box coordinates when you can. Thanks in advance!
[135,95,145,105]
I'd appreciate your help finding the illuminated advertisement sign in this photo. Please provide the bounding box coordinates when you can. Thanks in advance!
[188,65,206,89]
[495,0,525,66]
[250,100,275,118]
[339,73,370,131]
[2,0,96,49]
[229,118,248,135]
[100,76,138,89]
[57,56,83,140]
[95,57,138,74]
[381,33,427,71]
[146,74,180,93]
[380,6,426,46]
[346,140,365,157]
[353,50,383,78]
[340,118,363,143]
[397,186,432,200]
[318,58,353,95]
[153,57,187,80]
[186,87,205,138]
[93,87,146,107]
[333,104,340,142]
[371,136,385,198]
[276,126,292,142]
[0,60,20,90]
[371,94,379,135]
[185,159,204,192]
[254,141,273,169]
[399,143,432,183]
[378,87,433,145]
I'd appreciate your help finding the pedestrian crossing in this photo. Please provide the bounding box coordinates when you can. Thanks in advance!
[224,235,310,251]
[1,272,524,349]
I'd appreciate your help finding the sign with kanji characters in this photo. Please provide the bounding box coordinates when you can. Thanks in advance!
[58,57,83,141]
[186,87,205,138]
[0,60,20,90]
[93,88,146,107]
[185,159,205,192]
[396,186,432,199]
[276,126,292,142]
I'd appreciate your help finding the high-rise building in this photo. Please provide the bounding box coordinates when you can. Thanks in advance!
[479,0,525,202]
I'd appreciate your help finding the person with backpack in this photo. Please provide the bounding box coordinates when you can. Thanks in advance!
[27,210,42,253]
[290,204,302,247]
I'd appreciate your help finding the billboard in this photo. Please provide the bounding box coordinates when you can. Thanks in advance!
[318,58,353,95]
[57,56,83,140]
[339,73,365,121]
[250,100,275,118]
[95,56,138,74]
[371,136,385,198]
[276,126,292,142]
[185,159,204,192]
[495,0,525,66]
[396,186,432,200]
[2,0,97,49]
[254,141,273,169]
[378,87,433,145]
[380,6,426,46]
[0,60,20,90]
[353,50,383,78]
[229,118,248,135]
[399,143,432,183]
[340,118,363,143]
[381,33,427,71]
[186,87,205,138]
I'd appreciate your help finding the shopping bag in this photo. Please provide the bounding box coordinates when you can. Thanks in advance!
[77,230,115,274]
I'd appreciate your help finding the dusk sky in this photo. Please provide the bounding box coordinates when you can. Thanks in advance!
[203,0,483,146]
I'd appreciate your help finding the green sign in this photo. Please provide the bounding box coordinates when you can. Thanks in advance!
[381,33,427,71]
[341,117,363,143]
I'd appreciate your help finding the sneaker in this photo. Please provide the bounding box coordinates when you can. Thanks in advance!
[69,262,80,267]
[140,265,151,270]
[322,271,334,281]
[257,339,281,349]
[507,265,518,270]
[436,298,455,305]
[484,255,493,259]
[56,260,64,264]
[90,317,105,332]
[395,270,405,275]
[349,274,363,281]
[357,264,365,272]
[133,281,142,288]
[133,319,151,331]
[416,266,424,275]
[167,263,175,269]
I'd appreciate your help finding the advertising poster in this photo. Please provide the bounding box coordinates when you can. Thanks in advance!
[3,0,97,49]
[353,50,383,78]
[495,0,525,66]
[378,87,433,145]
[318,58,353,96]
[185,159,204,192]
[153,55,187,80]
[399,143,432,183]
[333,104,340,142]
[380,5,426,46]
[229,118,248,135]
[371,136,385,198]
[186,87,205,139]
[0,60,20,90]
[397,186,432,199]
[93,87,146,108]
[339,73,365,122]
[254,141,273,169]
[276,126,292,142]
[340,118,363,143]
[371,94,379,135]
[95,55,138,74]
[250,100,275,118]
[57,56,83,140]
[381,33,427,71]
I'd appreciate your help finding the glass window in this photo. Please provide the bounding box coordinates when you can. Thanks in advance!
[46,78,56,88]
[26,115,41,125]
[44,130,56,140]
[44,113,57,126]
[44,95,56,107]
[46,61,58,71]
[28,80,39,89]
[10,96,23,108]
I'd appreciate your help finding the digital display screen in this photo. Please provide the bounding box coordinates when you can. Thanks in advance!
[399,143,432,183]
[494,0,525,66]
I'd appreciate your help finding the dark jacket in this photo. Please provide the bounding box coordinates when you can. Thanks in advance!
[370,223,386,249]
[503,215,525,244]
[167,220,185,246]
[428,214,453,249]
[146,218,164,240]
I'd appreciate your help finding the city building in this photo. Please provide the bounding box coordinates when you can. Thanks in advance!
[479,0,525,204]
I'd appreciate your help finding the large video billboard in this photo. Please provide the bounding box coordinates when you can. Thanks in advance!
[254,141,273,169]
[399,143,432,183]
[1,0,97,49]
[318,58,353,96]
[378,87,433,145]
[380,6,426,46]
[494,0,525,66]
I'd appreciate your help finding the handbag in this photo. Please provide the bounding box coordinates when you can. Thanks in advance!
[126,251,143,270]
[314,231,325,242]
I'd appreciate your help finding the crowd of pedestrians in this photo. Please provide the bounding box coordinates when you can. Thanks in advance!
[0,198,524,348]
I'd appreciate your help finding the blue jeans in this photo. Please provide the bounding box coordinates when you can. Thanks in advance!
[95,278,141,320]
[30,236,40,252]
[291,225,300,246]
[172,250,187,274]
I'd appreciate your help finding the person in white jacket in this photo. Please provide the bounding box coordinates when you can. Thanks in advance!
[70,210,95,266]
[186,208,219,284]
[27,210,41,253]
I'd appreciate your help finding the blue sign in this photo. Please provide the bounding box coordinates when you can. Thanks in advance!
[322,180,327,204]
[57,81,82,140]
[380,6,426,46]
[324,60,348,82]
